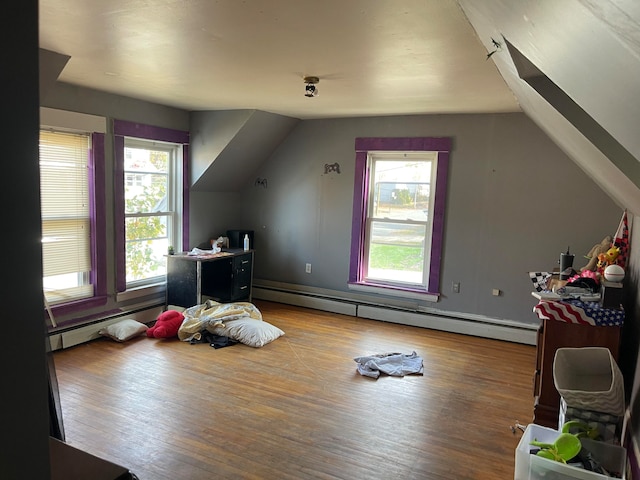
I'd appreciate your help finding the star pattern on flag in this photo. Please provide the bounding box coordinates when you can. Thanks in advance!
[566,299,625,326]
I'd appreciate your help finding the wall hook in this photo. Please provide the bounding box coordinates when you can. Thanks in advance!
[254,177,268,188]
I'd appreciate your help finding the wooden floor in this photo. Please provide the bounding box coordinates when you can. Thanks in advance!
[52,300,537,479]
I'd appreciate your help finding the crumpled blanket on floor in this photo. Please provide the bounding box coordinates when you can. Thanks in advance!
[177,299,262,342]
[354,351,424,379]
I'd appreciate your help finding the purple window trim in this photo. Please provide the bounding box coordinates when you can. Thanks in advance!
[113,120,190,292]
[114,134,126,293]
[182,144,190,251]
[50,132,108,318]
[349,137,451,295]
[91,133,107,298]
[50,308,123,331]
[49,296,108,320]
[113,120,189,144]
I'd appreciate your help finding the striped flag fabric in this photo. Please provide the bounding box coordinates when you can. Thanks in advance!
[533,299,624,326]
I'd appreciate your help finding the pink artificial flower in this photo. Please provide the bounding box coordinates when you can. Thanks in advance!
[567,269,600,285]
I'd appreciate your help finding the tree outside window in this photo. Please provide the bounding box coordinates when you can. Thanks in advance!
[124,145,172,283]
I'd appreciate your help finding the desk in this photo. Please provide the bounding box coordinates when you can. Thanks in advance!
[166,249,253,308]
[531,298,623,428]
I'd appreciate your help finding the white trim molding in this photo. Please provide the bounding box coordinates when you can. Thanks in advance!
[253,280,538,345]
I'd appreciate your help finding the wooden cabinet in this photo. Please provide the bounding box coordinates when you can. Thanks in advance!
[533,318,621,428]
[166,250,253,308]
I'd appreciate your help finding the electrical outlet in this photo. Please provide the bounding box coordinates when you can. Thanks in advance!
[305,263,312,274]
[492,288,501,296]
[452,282,460,293]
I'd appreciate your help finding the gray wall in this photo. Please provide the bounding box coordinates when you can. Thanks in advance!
[237,112,620,325]
[40,80,622,330]
[189,191,242,248]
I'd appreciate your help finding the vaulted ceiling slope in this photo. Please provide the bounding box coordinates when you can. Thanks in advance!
[459,0,640,215]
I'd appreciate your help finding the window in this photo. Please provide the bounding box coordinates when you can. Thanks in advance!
[349,137,451,300]
[40,130,92,303]
[39,128,106,308]
[114,120,190,292]
[124,139,180,285]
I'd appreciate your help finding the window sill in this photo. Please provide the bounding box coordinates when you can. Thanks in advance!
[116,282,166,302]
[49,295,108,318]
[348,282,440,302]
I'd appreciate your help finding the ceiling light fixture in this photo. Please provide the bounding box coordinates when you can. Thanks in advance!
[303,76,319,97]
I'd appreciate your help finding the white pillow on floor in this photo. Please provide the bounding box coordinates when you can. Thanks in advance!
[99,319,148,342]
[212,318,284,347]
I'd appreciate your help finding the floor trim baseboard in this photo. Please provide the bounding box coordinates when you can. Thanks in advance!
[252,285,537,345]
[49,305,164,351]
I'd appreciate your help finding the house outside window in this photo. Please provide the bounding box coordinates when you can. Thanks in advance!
[349,137,451,301]
[114,120,189,292]
[123,139,181,285]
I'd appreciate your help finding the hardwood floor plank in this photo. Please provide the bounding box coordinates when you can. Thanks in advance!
[52,300,536,479]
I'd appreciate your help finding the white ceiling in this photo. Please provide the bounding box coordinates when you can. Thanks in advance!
[38,0,520,120]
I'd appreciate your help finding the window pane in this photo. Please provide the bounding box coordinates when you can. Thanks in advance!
[350,138,450,295]
[125,216,169,282]
[116,121,186,292]
[124,145,171,284]
[124,147,169,214]
[40,130,92,304]
[372,160,431,222]
[367,221,425,285]
[125,215,167,241]
[42,218,91,275]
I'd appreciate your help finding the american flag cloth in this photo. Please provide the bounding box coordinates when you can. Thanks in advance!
[529,271,553,292]
[533,299,624,326]
[613,209,630,269]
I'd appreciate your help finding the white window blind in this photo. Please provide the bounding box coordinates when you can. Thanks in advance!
[40,130,93,303]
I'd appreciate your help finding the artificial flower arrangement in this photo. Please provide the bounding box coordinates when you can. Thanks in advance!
[566,269,600,286]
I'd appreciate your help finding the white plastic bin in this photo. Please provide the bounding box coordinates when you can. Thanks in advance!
[515,423,626,480]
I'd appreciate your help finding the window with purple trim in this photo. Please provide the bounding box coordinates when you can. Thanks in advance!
[349,137,450,300]
[114,120,189,292]
[40,130,101,305]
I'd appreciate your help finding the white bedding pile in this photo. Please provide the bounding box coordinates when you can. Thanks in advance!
[178,300,284,347]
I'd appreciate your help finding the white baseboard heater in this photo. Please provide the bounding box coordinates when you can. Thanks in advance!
[48,304,164,351]
[252,283,537,346]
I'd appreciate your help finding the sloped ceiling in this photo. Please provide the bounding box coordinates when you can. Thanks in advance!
[39,48,70,99]
[458,0,640,216]
[190,110,299,192]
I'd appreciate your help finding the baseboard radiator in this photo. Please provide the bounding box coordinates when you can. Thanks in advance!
[48,284,538,350]
[252,283,538,345]
[48,304,164,351]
